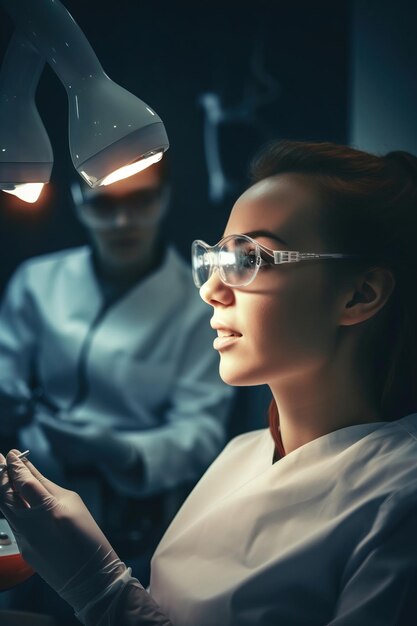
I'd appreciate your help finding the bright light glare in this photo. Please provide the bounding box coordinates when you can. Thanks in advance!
[99,151,164,187]
[3,183,44,203]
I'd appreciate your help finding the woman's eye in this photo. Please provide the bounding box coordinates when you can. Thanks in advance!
[243,252,257,268]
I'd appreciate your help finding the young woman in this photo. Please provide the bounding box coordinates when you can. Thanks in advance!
[1,140,417,625]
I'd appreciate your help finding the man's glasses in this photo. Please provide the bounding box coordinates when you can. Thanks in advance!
[192,233,356,288]
[71,183,169,230]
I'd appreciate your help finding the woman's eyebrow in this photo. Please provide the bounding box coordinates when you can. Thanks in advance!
[243,229,288,246]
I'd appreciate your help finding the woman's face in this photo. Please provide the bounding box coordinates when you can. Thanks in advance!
[200,174,344,387]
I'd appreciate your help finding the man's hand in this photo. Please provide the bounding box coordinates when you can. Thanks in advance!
[37,413,137,471]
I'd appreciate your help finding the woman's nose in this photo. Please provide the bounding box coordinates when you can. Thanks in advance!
[199,269,234,307]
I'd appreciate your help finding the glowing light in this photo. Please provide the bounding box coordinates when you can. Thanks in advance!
[3,183,44,203]
[80,170,94,184]
[99,151,163,187]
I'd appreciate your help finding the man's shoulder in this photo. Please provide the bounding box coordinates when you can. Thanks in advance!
[16,246,90,278]
[162,246,210,313]
[164,246,192,279]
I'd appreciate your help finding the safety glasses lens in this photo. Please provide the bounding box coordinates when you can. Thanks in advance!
[192,236,259,288]
[220,236,258,286]
[192,242,213,288]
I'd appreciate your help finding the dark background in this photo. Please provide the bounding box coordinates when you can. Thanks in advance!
[0,0,350,288]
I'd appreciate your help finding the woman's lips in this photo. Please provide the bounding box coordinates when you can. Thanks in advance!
[212,326,242,351]
[213,335,241,350]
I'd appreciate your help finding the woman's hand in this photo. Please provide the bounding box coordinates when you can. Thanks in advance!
[0,449,126,610]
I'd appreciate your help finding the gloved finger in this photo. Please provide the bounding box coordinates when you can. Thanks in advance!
[0,452,25,510]
[14,451,67,499]
[6,450,56,508]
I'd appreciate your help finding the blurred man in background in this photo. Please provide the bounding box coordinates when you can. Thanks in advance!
[0,159,233,575]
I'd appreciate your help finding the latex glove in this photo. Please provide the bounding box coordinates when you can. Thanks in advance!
[0,450,172,625]
[37,412,137,471]
[0,390,34,436]
[0,449,125,609]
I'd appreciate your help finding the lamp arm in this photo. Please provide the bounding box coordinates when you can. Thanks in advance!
[1,0,105,89]
[0,29,45,98]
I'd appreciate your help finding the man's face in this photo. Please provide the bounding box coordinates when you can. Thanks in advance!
[79,166,167,274]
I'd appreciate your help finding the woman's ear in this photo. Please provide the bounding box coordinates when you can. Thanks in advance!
[339,267,396,327]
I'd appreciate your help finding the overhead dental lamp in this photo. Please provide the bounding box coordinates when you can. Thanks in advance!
[0,30,53,203]
[0,0,169,203]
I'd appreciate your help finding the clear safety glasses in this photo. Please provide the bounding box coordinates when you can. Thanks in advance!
[71,182,169,230]
[192,233,356,288]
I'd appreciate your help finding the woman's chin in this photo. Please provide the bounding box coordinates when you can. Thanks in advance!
[219,362,262,387]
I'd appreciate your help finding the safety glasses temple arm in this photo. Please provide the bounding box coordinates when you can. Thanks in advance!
[272,251,357,264]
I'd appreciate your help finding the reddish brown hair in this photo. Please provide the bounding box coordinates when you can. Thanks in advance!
[249,140,417,447]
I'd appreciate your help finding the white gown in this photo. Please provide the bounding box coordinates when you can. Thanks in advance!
[80,414,417,625]
[0,246,233,503]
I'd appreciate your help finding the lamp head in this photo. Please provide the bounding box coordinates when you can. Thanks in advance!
[0,101,52,203]
[0,32,53,203]
[69,75,169,188]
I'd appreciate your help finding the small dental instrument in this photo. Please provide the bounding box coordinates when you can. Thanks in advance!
[0,450,30,475]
